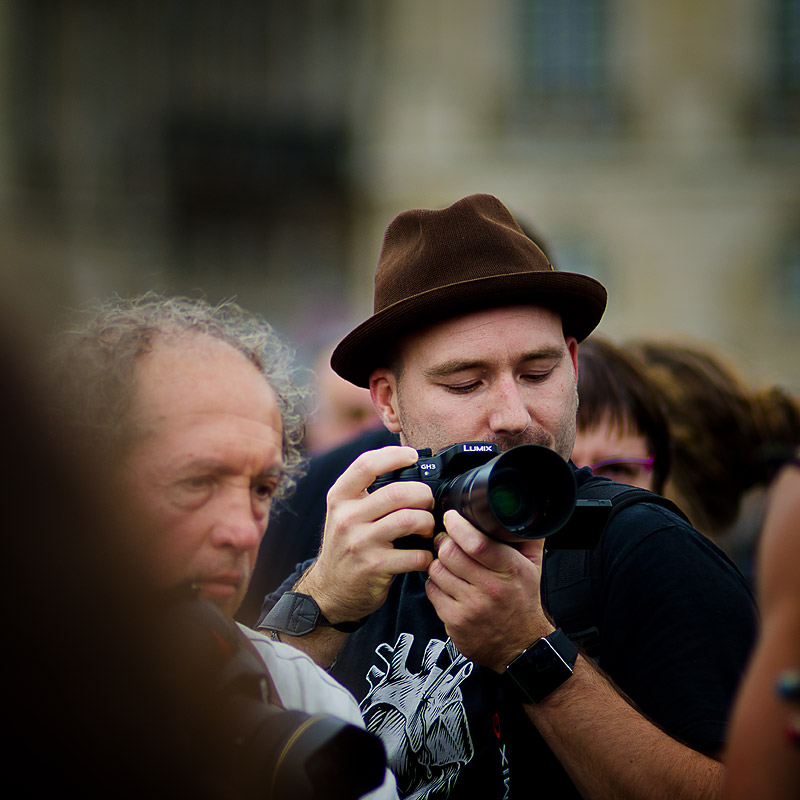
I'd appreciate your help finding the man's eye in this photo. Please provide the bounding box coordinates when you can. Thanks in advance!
[253,481,277,500]
[443,382,480,394]
[522,370,554,383]
[184,476,211,490]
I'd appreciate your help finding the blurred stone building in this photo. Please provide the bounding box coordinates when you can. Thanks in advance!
[0,0,798,389]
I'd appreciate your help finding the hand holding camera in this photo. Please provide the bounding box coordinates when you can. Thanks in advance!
[369,441,577,545]
[297,445,437,626]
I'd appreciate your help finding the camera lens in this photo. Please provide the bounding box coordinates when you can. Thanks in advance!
[437,444,577,541]
[488,468,533,527]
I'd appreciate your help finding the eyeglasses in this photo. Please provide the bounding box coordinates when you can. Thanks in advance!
[588,456,655,484]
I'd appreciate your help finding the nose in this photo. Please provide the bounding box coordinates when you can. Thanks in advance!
[212,487,264,553]
[488,379,532,436]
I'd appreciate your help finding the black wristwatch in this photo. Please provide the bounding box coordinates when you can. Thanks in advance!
[503,628,578,704]
[260,592,369,636]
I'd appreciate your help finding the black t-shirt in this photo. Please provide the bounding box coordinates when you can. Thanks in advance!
[263,467,757,799]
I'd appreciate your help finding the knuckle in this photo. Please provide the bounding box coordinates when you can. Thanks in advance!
[436,534,455,559]
[428,558,445,579]
[380,482,405,506]
[326,501,356,533]
[449,608,470,631]
[484,580,504,604]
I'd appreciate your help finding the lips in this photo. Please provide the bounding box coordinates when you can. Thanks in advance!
[196,574,244,598]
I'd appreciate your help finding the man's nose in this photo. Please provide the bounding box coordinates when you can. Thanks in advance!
[212,488,264,552]
[488,380,532,435]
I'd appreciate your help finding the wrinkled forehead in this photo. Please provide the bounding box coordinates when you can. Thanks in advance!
[130,334,278,431]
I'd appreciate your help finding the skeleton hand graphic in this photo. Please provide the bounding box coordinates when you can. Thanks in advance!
[361,633,474,799]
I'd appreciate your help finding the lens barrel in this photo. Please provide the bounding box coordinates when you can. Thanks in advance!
[436,445,577,541]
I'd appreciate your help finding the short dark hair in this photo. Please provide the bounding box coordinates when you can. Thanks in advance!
[577,336,671,494]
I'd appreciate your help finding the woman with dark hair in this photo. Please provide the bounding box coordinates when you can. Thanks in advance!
[627,338,800,540]
[572,335,671,494]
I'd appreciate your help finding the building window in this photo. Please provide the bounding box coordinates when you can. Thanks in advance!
[513,0,616,133]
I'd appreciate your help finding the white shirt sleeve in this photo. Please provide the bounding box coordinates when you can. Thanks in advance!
[239,625,398,800]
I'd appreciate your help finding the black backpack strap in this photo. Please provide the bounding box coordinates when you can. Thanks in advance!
[542,483,688,659]
[542,546,603,657]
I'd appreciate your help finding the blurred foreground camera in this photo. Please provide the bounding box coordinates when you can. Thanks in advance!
[369,442,577,543]
[159,586,386,800]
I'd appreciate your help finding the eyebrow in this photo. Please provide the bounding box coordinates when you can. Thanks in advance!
[424,346,566,379]
[179,458,284,481]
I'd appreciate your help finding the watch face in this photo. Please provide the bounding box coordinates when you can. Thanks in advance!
[506,635,575,704]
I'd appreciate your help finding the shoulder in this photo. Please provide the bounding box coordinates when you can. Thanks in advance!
[238,624,365,724]
[573,470,732,562]
[758,467,800,613]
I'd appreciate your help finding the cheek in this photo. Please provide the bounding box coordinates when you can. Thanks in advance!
[141,510,211,583]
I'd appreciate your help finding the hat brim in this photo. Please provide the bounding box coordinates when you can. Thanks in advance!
[332,271,607,387]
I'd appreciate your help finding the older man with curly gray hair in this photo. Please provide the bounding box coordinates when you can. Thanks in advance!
[55,293,309,499]
[52,292,398,800]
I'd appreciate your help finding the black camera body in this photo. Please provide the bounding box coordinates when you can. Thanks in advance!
[369,441,578,543]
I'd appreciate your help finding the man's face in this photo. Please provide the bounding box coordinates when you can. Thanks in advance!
[370,305,579,459]
[120,335,284,616]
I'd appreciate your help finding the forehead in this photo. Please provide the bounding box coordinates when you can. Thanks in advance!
[572,421,651,460]
[398,305,566,365]
[130,334,280,432]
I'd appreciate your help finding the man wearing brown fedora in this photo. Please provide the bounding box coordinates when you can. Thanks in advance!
[260,194,756,799]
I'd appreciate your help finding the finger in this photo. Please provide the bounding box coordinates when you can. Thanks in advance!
[427,550,472,600]
[371,505,436,546]
[440,510,521,574]
[367,479,435,522]
[328,445,420,500]
[391,546,434,575]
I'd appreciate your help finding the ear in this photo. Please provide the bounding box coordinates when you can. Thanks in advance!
[567,336,579,379]
[369,368,402,433]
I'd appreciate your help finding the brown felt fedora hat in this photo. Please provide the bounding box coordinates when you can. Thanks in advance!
[332,193,607,387]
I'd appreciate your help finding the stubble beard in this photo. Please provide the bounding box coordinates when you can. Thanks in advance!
[395,385,578,460]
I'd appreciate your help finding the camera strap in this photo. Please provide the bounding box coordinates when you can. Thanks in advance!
[542,484,688,660]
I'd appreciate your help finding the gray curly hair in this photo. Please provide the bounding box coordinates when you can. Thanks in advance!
[53,293,311,498]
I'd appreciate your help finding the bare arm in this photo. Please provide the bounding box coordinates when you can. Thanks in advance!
[426,509,726,800]
[723,466,800,800]
[526,656,723,800]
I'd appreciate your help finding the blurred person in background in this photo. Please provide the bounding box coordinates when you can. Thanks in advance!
[628,338,800,583]
[572,335,670,493]
[53,293,395,800]
[723,454,800,800]
[305,339,385,456]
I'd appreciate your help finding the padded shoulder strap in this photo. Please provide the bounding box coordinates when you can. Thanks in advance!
[542,483,688,659]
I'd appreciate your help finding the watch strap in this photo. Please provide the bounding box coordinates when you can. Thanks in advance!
[261,592,368,636]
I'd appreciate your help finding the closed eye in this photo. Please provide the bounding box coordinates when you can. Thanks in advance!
[184,475,213,490]
[521,369,555,383]
[441,380,482,395]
